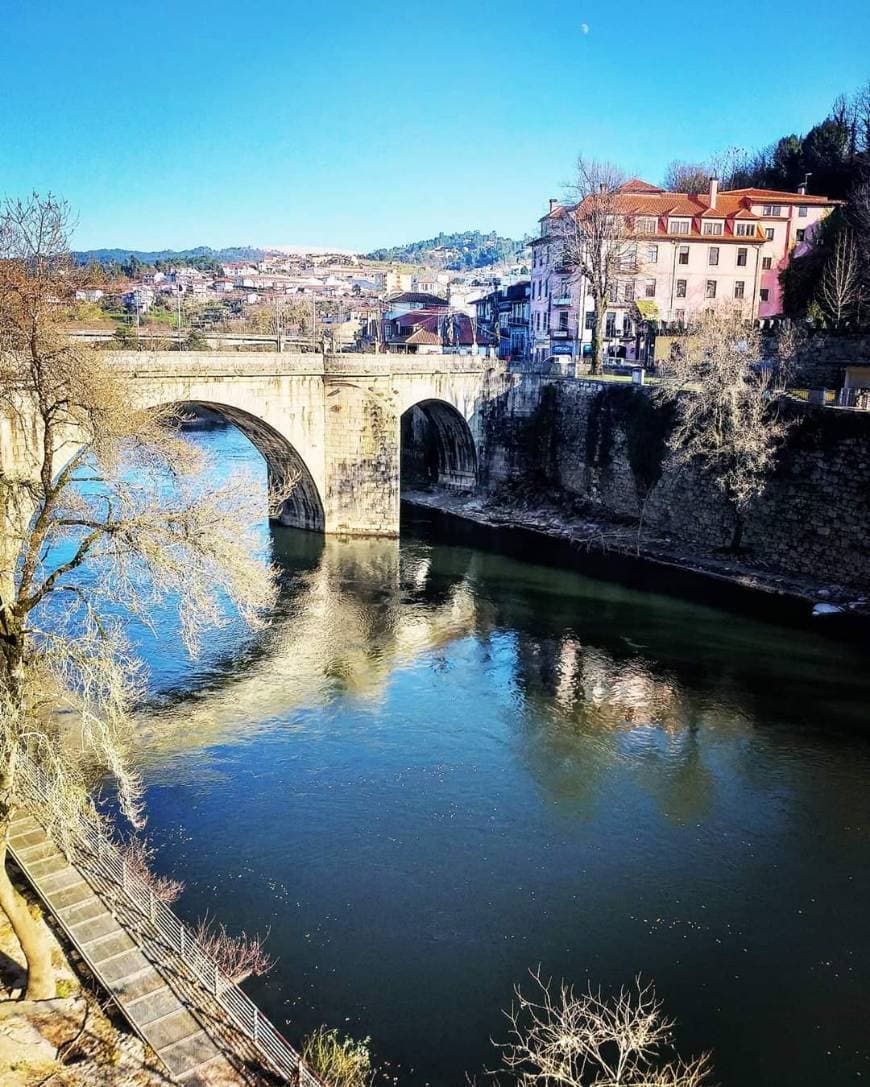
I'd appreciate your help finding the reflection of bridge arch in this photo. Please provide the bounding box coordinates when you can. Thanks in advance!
[174,401,324,532]
[400,398,477,492]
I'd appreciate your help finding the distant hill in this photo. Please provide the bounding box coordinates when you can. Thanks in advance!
[365,231,528,270]
[72,245,265,265]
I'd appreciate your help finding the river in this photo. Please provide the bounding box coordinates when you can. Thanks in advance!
[117,426,869,1086]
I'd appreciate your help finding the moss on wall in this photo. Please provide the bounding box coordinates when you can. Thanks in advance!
[584,386,675,500]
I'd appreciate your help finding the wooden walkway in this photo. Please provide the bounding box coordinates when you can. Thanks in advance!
[6,788,324,1087]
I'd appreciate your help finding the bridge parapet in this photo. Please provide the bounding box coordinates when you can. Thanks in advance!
[106,350,500,379]
[110,351,324,377]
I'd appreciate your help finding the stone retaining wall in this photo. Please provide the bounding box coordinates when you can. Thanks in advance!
[482,377,870,588]
[784,331,870,389]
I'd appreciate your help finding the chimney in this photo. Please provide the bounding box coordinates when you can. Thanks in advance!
[797,183,806,195]
[548,198,560,213]
[709,177,719,209]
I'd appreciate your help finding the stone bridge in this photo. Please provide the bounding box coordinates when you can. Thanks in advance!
[96,351,509,536]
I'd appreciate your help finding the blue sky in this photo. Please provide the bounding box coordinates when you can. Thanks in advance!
[1,0,868,252]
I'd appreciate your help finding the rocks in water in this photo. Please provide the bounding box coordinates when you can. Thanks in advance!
[812,602,844,616]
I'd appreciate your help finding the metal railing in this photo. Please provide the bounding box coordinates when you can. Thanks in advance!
[12,752,326,1087]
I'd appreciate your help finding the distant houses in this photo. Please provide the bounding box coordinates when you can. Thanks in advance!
[381,293,493,354]
[475,281,531,361]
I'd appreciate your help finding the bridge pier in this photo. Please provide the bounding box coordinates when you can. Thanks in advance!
[322,373,401,537]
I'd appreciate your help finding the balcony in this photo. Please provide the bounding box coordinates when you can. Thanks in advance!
[550,329,571,339]
[552,296,572,307]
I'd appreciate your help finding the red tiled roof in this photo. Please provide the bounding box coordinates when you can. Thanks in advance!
[386,310,490,346]
[723,187,839,206]
[403,328,441,345]
[619,179,665,193]
[543,180,839,232]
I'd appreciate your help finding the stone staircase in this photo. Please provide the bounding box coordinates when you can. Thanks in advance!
[8,812,254,1086]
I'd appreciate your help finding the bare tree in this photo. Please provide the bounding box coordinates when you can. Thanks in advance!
[498,968,712,1087]
[116,836,184,904]
[557,158,638,375]
[663,149,751,194]
[0,193,277,997]
[662,161,710,194]
[818,229,861,327]
[655,308,791,553]
[190,915,274,983]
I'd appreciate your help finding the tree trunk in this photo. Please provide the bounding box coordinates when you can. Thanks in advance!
[730,510,745,553]
[0,839,56,999]
[589,297,607,375]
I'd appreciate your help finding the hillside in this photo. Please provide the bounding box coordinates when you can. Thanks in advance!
[365,230,527,270]
[73,244,264,265]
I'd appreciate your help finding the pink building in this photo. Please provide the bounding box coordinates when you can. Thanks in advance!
[529,179,839,365]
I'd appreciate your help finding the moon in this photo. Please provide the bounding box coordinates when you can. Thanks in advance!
[580,22,589,33]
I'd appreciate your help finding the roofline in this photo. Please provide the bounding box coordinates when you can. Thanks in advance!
[721,188,842,205]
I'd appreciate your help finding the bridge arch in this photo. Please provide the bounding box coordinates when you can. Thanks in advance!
[400,398,477,493]
[174,401,324,532]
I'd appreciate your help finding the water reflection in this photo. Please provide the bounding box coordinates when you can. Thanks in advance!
[123,430,870,1087]
[134,534,477,763]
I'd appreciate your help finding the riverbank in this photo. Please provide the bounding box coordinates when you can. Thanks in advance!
[402,489,870,635]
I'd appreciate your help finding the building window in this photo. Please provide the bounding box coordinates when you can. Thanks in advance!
[759,288,770,302]
[645,278,656,298]
[559,310,569,331]
[708,246,719,266]
[624,280,635,302]
[637,216,658,233]
[669,219,690,234]
[702,221,723,235]
[735,222,755,237]
[619,245,638,272]
[763,205,782,216]
[705,280,717,299]
[585,311,595,330]
[765,228,774,240]
[674,308,686,324]
[605,312,617,338]
[736,247,748,267]
[678,245,689,265]
[798,205,808,218]
[676,279,687,298]
[734,281,745,299]
[762,256,772,270]
[796,229,806,242]
[647,244,658,263]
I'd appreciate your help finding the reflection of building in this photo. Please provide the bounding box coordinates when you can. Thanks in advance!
[135,536,476,763]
